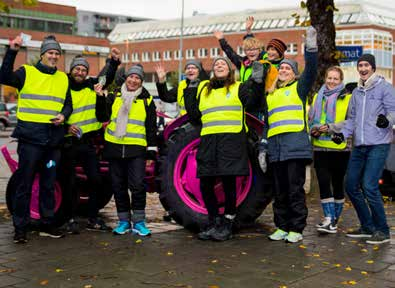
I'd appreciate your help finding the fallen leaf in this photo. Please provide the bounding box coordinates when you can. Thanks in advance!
[366,260,374,264]
[167,251,174,256]
[299,245,306,249]
[241,252,247,255]
[313,254,320,257]
[39,280,49,286]
[55,268,64,273]
[99,242,109,246]
[135,239,142,244]
[348,280,357,285]
[208,286,219,288]
[304,265,311,269]
[211,259,218,263]
[345,266,352,271]
[260,259,267,263]
[322,261,330,265]
[361,249,368,253]
[361,271,368,275]
[0,269,16,273]
[207,270,215,274]
[279,286,287,288]
[84,285,93,288]
[334,263,342,267]
[373,246,379,251]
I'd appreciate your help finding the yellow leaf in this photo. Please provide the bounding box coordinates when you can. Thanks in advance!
[260,259,267,262]
[348,280,357,285]
[167,251,174,256]
[322,262,330,265]
[208,286,219,288]
[55,268,64,273]
[99,242,109,246]
[366,260,374,264]
[241,252,247,255]
[334,263,341,267]
[211,259,218,263]
[304,265,311,269]
[373,246,379,250]
[207,270,215,274]
[361,249,368,253]
[299,245,306,249]
[84,285,93,288]
[313,254,320,257]
[135,239,142,244]
[40,280,49,286]
[361,271,368,275]
[279,286,287,288]
[345,266,352,271]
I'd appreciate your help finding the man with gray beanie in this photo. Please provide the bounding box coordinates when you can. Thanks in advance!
[155,59,209,116]
[332,53,395,244]
[59,48,121,234]
[0,34,73,243]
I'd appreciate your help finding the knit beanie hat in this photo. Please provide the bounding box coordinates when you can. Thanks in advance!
[357,54,376,71]
[125,64,145,81]
[70,56,89,72]
[184,59,202,71]
[212,57,233,72]
[40,35,61,55]
[280,59,299,75]
[267,38,287,58]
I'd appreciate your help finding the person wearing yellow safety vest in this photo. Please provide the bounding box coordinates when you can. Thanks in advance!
[59,49,121,235]
[99,64,157,237]
[259,27,318,244]
[155,60,209,117]
[184,57,265,241]
[308,66,352,235]
[0,35,73,243]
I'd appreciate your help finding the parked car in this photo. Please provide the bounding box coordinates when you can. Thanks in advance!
[0,102,10,131]
[380,129,395,197]
[6,104,17,127]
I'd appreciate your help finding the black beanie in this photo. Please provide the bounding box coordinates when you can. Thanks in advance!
[357,54,376,71]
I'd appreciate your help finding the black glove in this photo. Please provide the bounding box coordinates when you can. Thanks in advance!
[146,150,157,161]
[250,61,264,84]
[188,78,200,88]
[332,133,345,145]
[376,114,389,128]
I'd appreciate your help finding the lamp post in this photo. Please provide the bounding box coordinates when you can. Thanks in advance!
[178,0,184,81]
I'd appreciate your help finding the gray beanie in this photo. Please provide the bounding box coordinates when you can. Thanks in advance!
[70,57,89,72]
[279,59,299,75]
[40,35,61,55]
[212,56,233,72]
[125,65,144,81]
[184,59,202,71]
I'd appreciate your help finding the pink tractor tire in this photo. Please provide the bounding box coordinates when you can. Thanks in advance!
[159,122,272,232]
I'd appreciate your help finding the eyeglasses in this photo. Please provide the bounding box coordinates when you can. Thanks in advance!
[244,48,260,52]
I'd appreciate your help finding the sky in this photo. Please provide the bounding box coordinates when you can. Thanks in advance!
[39,0,395,20]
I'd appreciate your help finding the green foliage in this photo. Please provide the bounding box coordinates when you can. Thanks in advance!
[0,0,38,13]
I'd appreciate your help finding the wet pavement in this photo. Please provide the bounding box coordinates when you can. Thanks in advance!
[0,131,394,288]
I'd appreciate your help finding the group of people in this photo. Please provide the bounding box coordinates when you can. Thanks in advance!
[0,15,394,246]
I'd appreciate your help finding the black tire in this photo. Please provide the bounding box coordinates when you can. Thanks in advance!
[0,120,6,131]
[159,123,272,232]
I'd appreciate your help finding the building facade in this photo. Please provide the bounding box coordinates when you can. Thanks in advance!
[108,1,395,93]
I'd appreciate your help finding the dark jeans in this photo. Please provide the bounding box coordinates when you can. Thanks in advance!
[314,151,350,200]
[200,176,237,219]
[109,157,146,221]
[60,140,100,221]
[272,159,308,233]
[345,144,390,235]
[13,142,61,231]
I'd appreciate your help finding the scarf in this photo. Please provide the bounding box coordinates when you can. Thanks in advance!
[309,83,345,128]
[358,73,379,90]
[114,83,142,138]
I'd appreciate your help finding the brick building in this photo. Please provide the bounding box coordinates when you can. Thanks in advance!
[109,1,395,94]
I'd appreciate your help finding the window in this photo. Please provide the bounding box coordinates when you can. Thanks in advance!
[121,53,129,63]
[210,47,220,58]
[132,52,139,62]
[174,50,183,60]
[198,48,208,58]
[186,49,195,59]
[286,43,298,55]
[152,51,160,61]
[142,52,150,62]
[163,50,171,60]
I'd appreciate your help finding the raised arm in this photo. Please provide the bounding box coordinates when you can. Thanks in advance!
[0,36,25,90]
[155,63,178,103]
[214,30,243,70]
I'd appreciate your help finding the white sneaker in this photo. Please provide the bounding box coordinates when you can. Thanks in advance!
[268,228,288,241]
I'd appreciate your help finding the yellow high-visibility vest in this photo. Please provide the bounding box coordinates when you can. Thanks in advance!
[17,65,68,123]
[311,93,351,150]
[199,81,245,136]
[177,80,188,116]
[267,81,305,138]
[104,93,152,146]
[66,88,102,136]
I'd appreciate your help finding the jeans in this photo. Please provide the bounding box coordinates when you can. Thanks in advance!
[345,144,390,235]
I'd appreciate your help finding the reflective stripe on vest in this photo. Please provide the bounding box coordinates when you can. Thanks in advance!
[17,65,68,123]
[177,80,187,115]
[311,93,351,150]
[67,88,102,136]
[104,94,152,146]
[267,81,305,138]
[199,82,244,136]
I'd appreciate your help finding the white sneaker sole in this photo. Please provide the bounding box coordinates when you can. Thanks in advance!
[132,228,151,236]
[366,238,391,244]
[317,228,337,234]
[39,232,64,238]
[346,234,372,238]
[112,229,130,235]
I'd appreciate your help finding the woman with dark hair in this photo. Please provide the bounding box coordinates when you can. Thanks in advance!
[184,57,264,241]
[308,66,352,234]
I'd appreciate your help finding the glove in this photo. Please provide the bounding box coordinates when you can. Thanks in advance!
[305,26,317,51]
[258,150,267,173]
[188,78,200,88]
[376,114,389,128]
[146,150,157,161]
[250,61,264,84]
[332,133,345,145]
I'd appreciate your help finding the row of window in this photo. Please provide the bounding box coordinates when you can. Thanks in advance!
[0,15,74,34]
[121,44,298,63]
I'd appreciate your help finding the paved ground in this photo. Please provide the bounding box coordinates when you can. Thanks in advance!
[0,130,394,288]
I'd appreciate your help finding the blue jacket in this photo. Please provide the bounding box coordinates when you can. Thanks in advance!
[341,74,395,146]
[262,49,318,163]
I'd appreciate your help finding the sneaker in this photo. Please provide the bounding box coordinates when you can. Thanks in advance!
[86,218,111,232]
[66,219,80,235]
[346,228,373,238]
[316,217,331,229]
[268,228,288,241]
[132,221,151,236]
[211,217,233,242]
[112,221,131,235]
[13,230,28,244]
[317,222,337,234]
[366,231,391,245]
[285,231,303,243]
[198,217,222,241]
[39,226,65,239]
